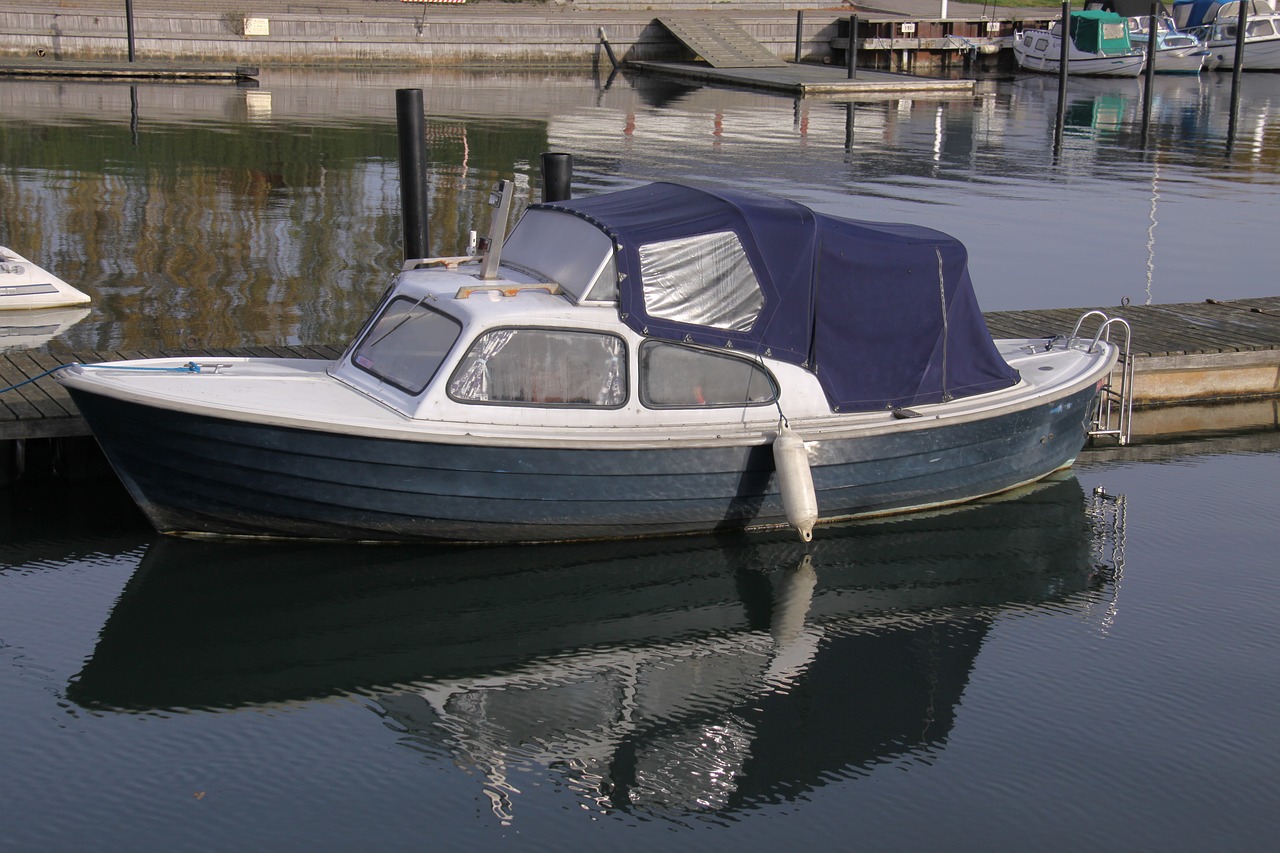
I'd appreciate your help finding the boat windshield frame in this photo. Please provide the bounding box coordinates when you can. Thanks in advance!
[501,208,618,304]
[348,294,462,396]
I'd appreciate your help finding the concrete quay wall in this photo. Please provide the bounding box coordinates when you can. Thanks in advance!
[0,6,843,68]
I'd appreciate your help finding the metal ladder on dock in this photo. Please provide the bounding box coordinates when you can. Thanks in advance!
[1072,310,1134,446]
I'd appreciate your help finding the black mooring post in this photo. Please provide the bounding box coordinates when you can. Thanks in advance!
[395,88,430,262]
[1227,2,1249,151]
[1055,0,1070,154]
[794,10,804,63]
[1058,0,1071,90]
[540,153,573,202]
[847,15,858,79]
[1142,2,1157,136]
[125,0,136,62]
[1231,2,1249,84]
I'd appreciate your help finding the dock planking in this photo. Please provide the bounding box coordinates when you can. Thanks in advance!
[623,60,975,97]
[0,60,259,82]
[2,298,1279,443]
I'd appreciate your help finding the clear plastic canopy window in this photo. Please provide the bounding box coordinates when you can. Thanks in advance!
[638,231,764,331]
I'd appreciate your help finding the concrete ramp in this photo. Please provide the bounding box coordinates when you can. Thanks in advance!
[653,17,787,68]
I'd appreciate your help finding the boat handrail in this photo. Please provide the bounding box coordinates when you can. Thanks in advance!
[1070,310,1134,446]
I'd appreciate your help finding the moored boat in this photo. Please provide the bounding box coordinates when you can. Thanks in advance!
[0,245,91,310]
[54,181,1124,544]
[1174,0,1280,70]
[1015,10,1148,76]
[1094,1,1210,73]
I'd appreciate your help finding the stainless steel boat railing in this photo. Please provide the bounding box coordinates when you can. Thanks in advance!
[1070,310,1134,446]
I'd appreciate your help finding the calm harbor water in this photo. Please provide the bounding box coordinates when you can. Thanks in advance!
[2,67,1280,850]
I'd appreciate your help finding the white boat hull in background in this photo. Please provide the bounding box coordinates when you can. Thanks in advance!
[0,246,92,311]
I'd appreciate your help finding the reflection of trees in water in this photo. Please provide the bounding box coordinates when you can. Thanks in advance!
[0,116,551,351]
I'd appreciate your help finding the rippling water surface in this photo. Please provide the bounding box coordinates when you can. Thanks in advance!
[3,68,1280,351]
[2,68,1280,850]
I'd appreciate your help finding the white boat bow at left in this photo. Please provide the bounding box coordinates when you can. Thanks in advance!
[56,181,1123,544]
[1,245,92,311]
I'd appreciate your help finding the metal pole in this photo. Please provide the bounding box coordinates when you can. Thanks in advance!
[847,15,858,79]
[125,0,136,62]
[1142,2,1157,136]
[395,88,430,263]
[1231,2,1248,80]
[1227,3,1249,151]
[540,153,573,202]
[794,10,804,64]
[599,28,620,70]
[1055,1,1069,154]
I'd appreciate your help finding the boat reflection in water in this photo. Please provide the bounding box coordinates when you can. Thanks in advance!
[69,475,1124,821]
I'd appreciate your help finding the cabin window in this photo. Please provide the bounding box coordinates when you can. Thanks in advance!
[638,231,764,331]
[350,296,461,395]
[1249,19,1276,37]
[640,341,777,409]
[448,327,627,407]
[1035,38,1049,51]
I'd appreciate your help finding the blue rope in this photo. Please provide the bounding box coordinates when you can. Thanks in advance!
[0,361,201,394]
[85,362,202,374]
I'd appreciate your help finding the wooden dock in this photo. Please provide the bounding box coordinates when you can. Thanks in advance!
[0,60,259,82]
[2,297,1279,479]
[983,296,1280,407]
[625,16,976,97]
[625,59,976,97]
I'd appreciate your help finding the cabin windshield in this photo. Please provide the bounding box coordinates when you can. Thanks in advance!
[350,296,462,395]
[501,209,617,303]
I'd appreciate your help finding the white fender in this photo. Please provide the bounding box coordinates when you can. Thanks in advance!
[772,424,818,542]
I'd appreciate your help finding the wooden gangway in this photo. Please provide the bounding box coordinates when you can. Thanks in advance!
[652,16,787,68]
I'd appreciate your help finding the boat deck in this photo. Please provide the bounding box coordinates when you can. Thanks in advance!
[3,297,1280,443]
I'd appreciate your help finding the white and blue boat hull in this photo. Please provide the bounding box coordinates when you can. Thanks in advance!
[65,381,1101,543]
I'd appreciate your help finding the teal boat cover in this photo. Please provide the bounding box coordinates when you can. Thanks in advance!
[1071,10,1136,54]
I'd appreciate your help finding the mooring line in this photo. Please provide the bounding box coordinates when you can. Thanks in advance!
[0,361,201,394]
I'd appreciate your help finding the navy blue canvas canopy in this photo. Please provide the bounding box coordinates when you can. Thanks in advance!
[532,183,1020,412]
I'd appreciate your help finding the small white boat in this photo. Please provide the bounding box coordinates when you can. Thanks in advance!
[0,246,92,311]
[1175,0,1280,70]
[1015,10,1148,77]
[1126,15,1211,72]
[54,181,1124,544]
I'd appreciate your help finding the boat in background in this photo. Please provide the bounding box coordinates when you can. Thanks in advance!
[54,181,1125,545]
[1015,10,1148,76]
[1099,0,1211,72]
[1175,0,1280,69]
[0,245,91,310]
